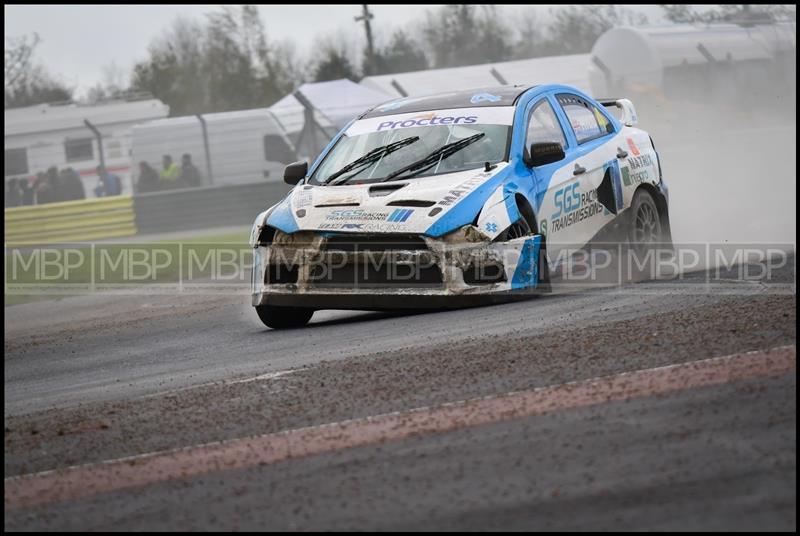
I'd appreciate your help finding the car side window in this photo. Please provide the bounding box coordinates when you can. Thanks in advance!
[557,94,612,144]
[526,99,567,150]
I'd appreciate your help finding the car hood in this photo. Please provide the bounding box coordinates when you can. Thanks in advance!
[264,163,512,237]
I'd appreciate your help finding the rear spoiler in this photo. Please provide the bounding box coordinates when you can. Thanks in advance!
[598,98,638,127]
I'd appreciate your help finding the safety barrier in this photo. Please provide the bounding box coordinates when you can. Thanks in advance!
[133,181,290,234]
[4,196,137,245]
[4,181,291,245]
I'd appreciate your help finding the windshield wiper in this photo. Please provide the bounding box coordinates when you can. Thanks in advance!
[380,133,486,182]
[324,136,419,185]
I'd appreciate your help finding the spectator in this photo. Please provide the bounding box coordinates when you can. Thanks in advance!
[5,178,22,207]
[94,166,123,197]
[160,155,180,187]
[20,179,34,206]
[47,166,67,203]
[136,161,161,193]
[179,153,202,187]
[60,167,86,201]
[33,171,52,204]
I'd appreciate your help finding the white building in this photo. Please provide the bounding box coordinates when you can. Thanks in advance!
[359,54,592,98]
[4,96,169,197]
[588,22,797,97]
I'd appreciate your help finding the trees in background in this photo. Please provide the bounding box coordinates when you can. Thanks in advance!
[11,4,795,114]
[421,5,511,69]
[367,30,428,76]
[311,34,359,82]
[131,5,299,116]
[4,33,73,109]
[661,4,796,24]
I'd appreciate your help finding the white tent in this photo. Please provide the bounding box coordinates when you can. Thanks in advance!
[269,79,391,139]
[589,22,797,96]
[359,54,593,98]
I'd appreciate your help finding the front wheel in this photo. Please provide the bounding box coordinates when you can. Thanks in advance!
[255,305,314,329]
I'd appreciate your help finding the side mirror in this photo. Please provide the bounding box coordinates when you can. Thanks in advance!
[283,161,308,185]
[528,142,565,167]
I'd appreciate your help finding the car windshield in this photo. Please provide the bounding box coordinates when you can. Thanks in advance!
[309,107,513,185]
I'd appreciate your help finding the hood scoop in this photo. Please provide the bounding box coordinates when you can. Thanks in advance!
[368,183,407,197]
[314,202,360,208]
[386,200,436,207]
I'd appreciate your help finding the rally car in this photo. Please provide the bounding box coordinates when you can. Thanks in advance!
[249,84,671,328]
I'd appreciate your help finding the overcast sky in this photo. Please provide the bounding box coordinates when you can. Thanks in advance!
[5,4,666,98]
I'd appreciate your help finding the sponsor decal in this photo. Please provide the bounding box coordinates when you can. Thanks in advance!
[485,222,498,233]
[621,166,650,186]
[377,113,477,131]
[438,174,487,206]
[470,92,502,104]
[326,209,389,221]
[387,208,414,222]
[317,222,365,230]
[346,107,515,136]
[539,219,548,237]
[620,153,653,186]
[628,153,653,170]
[549,182,605,233]
[626,137,641,156]
[318,222,412,233]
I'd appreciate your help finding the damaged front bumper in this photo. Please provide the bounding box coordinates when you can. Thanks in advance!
[250,226,543,310]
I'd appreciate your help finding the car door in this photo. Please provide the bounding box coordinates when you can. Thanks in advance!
[543,93,619,252]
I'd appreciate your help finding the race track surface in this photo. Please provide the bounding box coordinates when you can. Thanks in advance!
[4,255,796,530]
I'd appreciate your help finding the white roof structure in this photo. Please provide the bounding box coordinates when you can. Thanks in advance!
[269,78,391,138]
[4,98,169,137]
[359,54,592,98]
[589,22,797,94]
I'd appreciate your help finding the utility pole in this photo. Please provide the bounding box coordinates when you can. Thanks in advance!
[355,4,376,75]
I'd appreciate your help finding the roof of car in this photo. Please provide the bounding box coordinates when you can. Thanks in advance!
[361,85,537,119]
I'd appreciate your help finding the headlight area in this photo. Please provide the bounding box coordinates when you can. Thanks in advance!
[252,224,536,295]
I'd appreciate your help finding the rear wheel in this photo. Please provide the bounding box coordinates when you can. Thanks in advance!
[255,305,314,329]
[629,189,664,254]
[627,189,668,281]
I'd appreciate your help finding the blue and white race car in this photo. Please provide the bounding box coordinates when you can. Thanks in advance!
[249,84,671,328]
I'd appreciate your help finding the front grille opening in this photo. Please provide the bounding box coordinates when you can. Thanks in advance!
[256,226,275,245]
[265,263,299,285]
[309,261,443,288]
[463,262,506,285]
[323,234,428,252]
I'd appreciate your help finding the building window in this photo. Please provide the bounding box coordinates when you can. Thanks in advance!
[64,138,94,162]
[4,148,29,177]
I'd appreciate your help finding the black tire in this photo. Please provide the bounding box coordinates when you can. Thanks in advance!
[256,305,314,329]
[627,189,669,281]
[628,189,665,253]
